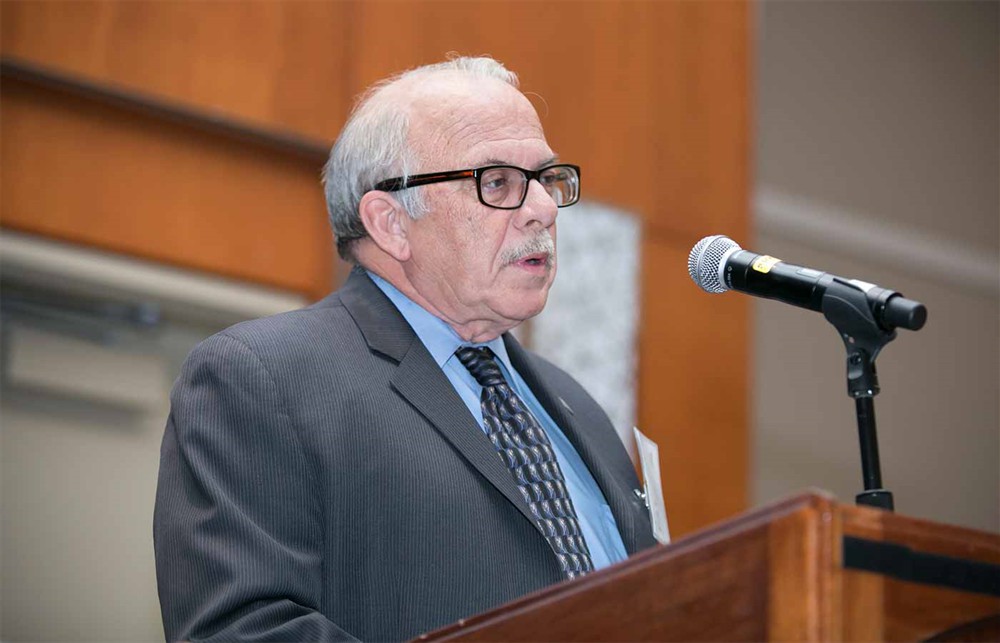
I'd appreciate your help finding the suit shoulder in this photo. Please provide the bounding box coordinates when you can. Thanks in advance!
[183,291,361,373]
[217,292,350,347]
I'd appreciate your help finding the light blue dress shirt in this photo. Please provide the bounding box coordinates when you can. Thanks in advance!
[368,272,627,570]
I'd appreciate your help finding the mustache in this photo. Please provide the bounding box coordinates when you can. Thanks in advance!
[501,233,556,268]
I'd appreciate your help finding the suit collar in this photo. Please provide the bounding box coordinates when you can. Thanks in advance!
[339,268,416,363]
[365,271,514,372]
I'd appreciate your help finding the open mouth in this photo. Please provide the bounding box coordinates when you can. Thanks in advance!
[518,253,549,268]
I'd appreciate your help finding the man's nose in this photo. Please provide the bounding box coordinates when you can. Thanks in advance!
[514,179,559,229]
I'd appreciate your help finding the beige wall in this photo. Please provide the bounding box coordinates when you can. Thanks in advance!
[752,1,999,532]
[2,326,179,641]
[0,235,306,640]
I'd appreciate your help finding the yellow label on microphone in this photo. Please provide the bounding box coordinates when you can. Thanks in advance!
[752,255,782,273]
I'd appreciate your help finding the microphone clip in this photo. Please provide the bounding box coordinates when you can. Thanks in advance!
[821,278,898,399]
[821,278,897,511]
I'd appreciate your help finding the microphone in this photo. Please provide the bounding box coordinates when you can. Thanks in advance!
[688,235,927,331]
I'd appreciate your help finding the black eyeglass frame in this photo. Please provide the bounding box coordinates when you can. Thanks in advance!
[372,163,581,210]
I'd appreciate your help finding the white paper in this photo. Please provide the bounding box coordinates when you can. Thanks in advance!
[633,426,670,544]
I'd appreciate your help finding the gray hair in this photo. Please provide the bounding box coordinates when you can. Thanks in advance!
[322,56,520,262]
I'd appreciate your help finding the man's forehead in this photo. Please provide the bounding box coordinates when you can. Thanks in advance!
[403,74,549,164]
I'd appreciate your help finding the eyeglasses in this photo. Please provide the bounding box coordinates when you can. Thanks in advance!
[372,164,581,210]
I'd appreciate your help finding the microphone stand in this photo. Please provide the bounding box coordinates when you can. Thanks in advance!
[821,279,896,511]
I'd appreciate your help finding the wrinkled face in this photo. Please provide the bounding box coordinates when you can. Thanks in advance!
[402,77,560,338]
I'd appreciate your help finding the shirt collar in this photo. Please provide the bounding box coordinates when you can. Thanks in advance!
[366,271,513,371]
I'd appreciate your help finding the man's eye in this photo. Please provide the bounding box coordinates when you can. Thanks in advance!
[482,176,509,192]
[541,171,567,185]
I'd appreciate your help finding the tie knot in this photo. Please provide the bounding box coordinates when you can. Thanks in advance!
[455,346,506,387]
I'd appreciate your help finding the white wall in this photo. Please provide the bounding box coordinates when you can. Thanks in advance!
[2,324,186,641]
[0,233,306,641]
[753,1,998,532]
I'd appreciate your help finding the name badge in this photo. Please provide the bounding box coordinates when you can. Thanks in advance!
[633,426,671,545]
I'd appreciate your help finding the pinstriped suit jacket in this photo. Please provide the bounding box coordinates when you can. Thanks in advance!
[153,270,656,642]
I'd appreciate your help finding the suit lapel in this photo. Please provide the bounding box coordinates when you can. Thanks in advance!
[339,270,542,530]
[389,345,541,528]
[503,334,644,555]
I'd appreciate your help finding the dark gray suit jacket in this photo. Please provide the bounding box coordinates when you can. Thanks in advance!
[154,270,655,641]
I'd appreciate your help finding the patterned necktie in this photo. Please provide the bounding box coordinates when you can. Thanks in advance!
[455,346,594,579]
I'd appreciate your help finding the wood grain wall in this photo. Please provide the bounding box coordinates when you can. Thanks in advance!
[1,0,751,537]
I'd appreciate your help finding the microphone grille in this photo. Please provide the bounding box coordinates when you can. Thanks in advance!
[688,235,741,293]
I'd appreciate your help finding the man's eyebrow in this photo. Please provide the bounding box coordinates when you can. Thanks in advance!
[535,155,560,170]
[478,155,560,169]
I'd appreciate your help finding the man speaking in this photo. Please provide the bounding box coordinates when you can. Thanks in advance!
[154,56,655,642]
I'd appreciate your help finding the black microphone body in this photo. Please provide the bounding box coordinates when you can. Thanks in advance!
[724,249,829,313]
[690,235,927,332]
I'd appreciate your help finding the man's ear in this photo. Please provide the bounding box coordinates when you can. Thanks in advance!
[358,191,412,262]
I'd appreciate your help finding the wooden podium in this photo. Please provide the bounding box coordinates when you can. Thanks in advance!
[418,491,1000,641]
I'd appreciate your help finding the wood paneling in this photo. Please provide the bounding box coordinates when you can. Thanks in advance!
[348,1,653,217]
[424,493,1000,641]
[1,0,751,535]
[767,495,838,640]
[1,77,333,297]
[348,1,750,236]
[1,0,352,140]
[640,237,750,534]
[840,504,1000,641]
